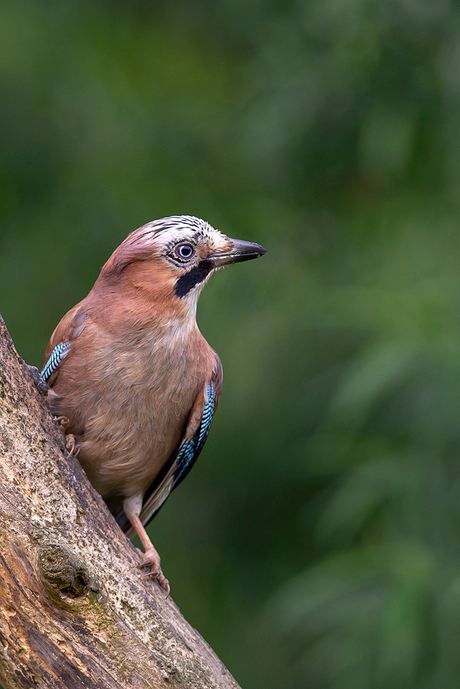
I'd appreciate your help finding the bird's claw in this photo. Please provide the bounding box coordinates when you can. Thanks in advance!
[65,433,80,458]
[54,415,70,432]
[156,572,170,596]
[137,550,170,595]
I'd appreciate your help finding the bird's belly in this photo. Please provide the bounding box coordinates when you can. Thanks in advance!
[74,377,200,499]
[50,325,211,499]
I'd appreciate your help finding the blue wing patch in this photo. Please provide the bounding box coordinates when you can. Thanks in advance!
[40,342,71,382]
[172,382,215,489]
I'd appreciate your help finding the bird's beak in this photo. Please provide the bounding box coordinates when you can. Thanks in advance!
[209,238,267,268]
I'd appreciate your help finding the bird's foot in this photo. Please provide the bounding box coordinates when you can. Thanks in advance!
[137,549,170,595]
[54,415,70,432]
[65,433,80,458]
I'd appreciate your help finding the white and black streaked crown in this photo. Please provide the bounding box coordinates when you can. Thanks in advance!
[134,215,223,247]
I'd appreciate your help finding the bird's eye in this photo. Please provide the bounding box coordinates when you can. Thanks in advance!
[175,244,194,260]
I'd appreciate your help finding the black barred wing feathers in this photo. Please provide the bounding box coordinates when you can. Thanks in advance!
[172,382,215,490]
[40,342,71,383]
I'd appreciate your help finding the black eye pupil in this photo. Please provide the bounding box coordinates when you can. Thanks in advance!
[179,244,193,258]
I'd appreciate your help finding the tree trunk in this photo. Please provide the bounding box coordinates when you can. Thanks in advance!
[0,315,241,689]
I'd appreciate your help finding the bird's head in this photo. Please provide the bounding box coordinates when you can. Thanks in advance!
[98,216,266,318]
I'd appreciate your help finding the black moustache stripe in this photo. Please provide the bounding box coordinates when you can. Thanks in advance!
[175,260,213,298]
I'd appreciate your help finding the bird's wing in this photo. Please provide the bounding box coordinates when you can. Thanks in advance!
[115,356,223,536]
[40,304,86,386]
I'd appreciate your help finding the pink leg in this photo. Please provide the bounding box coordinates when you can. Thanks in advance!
[123,496,170,594]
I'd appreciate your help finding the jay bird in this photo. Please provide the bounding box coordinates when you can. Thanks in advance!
[40,215,266,592]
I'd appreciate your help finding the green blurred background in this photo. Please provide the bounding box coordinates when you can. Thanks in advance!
[2,1,460,687]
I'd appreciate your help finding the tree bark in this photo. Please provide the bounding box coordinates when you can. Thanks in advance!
[0,315,241,689]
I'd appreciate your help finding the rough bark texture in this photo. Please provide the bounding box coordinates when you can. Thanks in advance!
[0,315,241,689]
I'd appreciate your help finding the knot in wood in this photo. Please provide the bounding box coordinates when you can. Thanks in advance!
[38,543,96,600]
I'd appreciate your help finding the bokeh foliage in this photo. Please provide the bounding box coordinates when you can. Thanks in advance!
[1,0,460,687]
